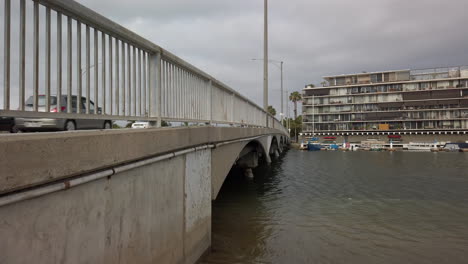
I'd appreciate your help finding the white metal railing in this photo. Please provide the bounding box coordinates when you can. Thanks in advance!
[410,66,468,81]
[0,0,287,134]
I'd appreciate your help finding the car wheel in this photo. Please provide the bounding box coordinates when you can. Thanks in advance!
[10,125,20,133]
[65,120,76,131]
[104,121,112,129]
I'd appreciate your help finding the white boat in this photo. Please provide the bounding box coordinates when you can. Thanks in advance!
[406,142,437,152]
[349,144,360,151]
[443,143,461,152]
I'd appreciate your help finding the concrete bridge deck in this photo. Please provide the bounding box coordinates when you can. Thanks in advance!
[0,127,287,264]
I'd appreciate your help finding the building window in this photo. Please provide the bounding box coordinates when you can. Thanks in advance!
[371,74,383,83]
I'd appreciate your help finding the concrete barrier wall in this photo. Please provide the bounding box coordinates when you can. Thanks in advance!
[184,150,212,264]
[0,150,212,264]
[0,127,285,195]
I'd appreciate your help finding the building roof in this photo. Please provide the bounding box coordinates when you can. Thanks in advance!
[323,69,410,79]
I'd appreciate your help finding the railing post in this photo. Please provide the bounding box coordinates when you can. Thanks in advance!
[149,51,162,127]
[19,0,26,111]
[208,80,213,125]
[33,1,39,111]
[4,0,10,110]
[45,7,50,112]
[231,93,235,124]
[56,12,62,113]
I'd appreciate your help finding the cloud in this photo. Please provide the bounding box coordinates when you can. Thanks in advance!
[3,0,468,118]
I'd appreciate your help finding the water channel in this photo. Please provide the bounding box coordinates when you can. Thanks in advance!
[202,150,468,263]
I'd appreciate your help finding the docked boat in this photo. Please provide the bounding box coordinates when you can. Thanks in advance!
[308,142,322,151]
[443,143,468,152]
[407,142,437,152]
[443,143,459,152]
[349,144,360,151]
[361,139,385,151]
[370,144,384,151]
[459,143,468,152]
[326,144,340,151]
[299,141,308,150]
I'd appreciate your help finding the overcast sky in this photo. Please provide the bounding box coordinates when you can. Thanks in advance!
[3,0,468,118]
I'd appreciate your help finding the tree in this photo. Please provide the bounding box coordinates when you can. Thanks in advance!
[282,115,303,140]
[126,121,135,128]
[267,105,276,116]
[289,91,302,120]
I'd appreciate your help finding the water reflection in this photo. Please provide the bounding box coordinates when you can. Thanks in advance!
[205,156,285,263]
[203,150,468,264]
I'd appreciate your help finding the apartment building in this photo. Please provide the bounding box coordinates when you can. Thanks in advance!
[302,66,468,136]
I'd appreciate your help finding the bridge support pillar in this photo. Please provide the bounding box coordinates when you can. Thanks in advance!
[237,152,259,178]
[243,168,254,179]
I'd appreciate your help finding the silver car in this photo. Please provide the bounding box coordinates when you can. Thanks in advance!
[15,95,112,132]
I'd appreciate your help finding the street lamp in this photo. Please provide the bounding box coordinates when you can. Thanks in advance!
[252,59,284,122]
[276,89,290,131]
[264,0,268,116]
[284,90,290,132]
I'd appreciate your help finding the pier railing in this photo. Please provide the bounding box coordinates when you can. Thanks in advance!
[0,0,286,133]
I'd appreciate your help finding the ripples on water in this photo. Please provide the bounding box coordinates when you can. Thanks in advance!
[201,150,468,264]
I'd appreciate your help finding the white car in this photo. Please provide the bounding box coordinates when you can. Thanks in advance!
[131,121,150,129]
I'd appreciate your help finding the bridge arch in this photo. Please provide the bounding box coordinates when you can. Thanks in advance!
[211,137,273,200]
[238,140,268,162]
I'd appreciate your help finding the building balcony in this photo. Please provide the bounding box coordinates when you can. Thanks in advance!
[303,83,468,98]
[304,117,468,124]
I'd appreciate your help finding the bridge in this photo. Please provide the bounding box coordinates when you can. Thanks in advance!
[0,0,289,263]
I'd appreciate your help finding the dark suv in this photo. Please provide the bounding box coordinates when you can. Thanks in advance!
[0,116,16,133]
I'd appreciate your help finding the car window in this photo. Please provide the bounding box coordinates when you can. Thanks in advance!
[81,98,87,110]
[25,96,57,106]
[60,96,68,107]
[71,97,77,108]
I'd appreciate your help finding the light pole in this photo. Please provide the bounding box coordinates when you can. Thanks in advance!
[263,0,268,115]
[278,90,290,131]
[280,61,283,122]
[285,90,290,134]
[252,59,284,121]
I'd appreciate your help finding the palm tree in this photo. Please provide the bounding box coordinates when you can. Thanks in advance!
[267,105,276,116]
[289,91,302,120]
